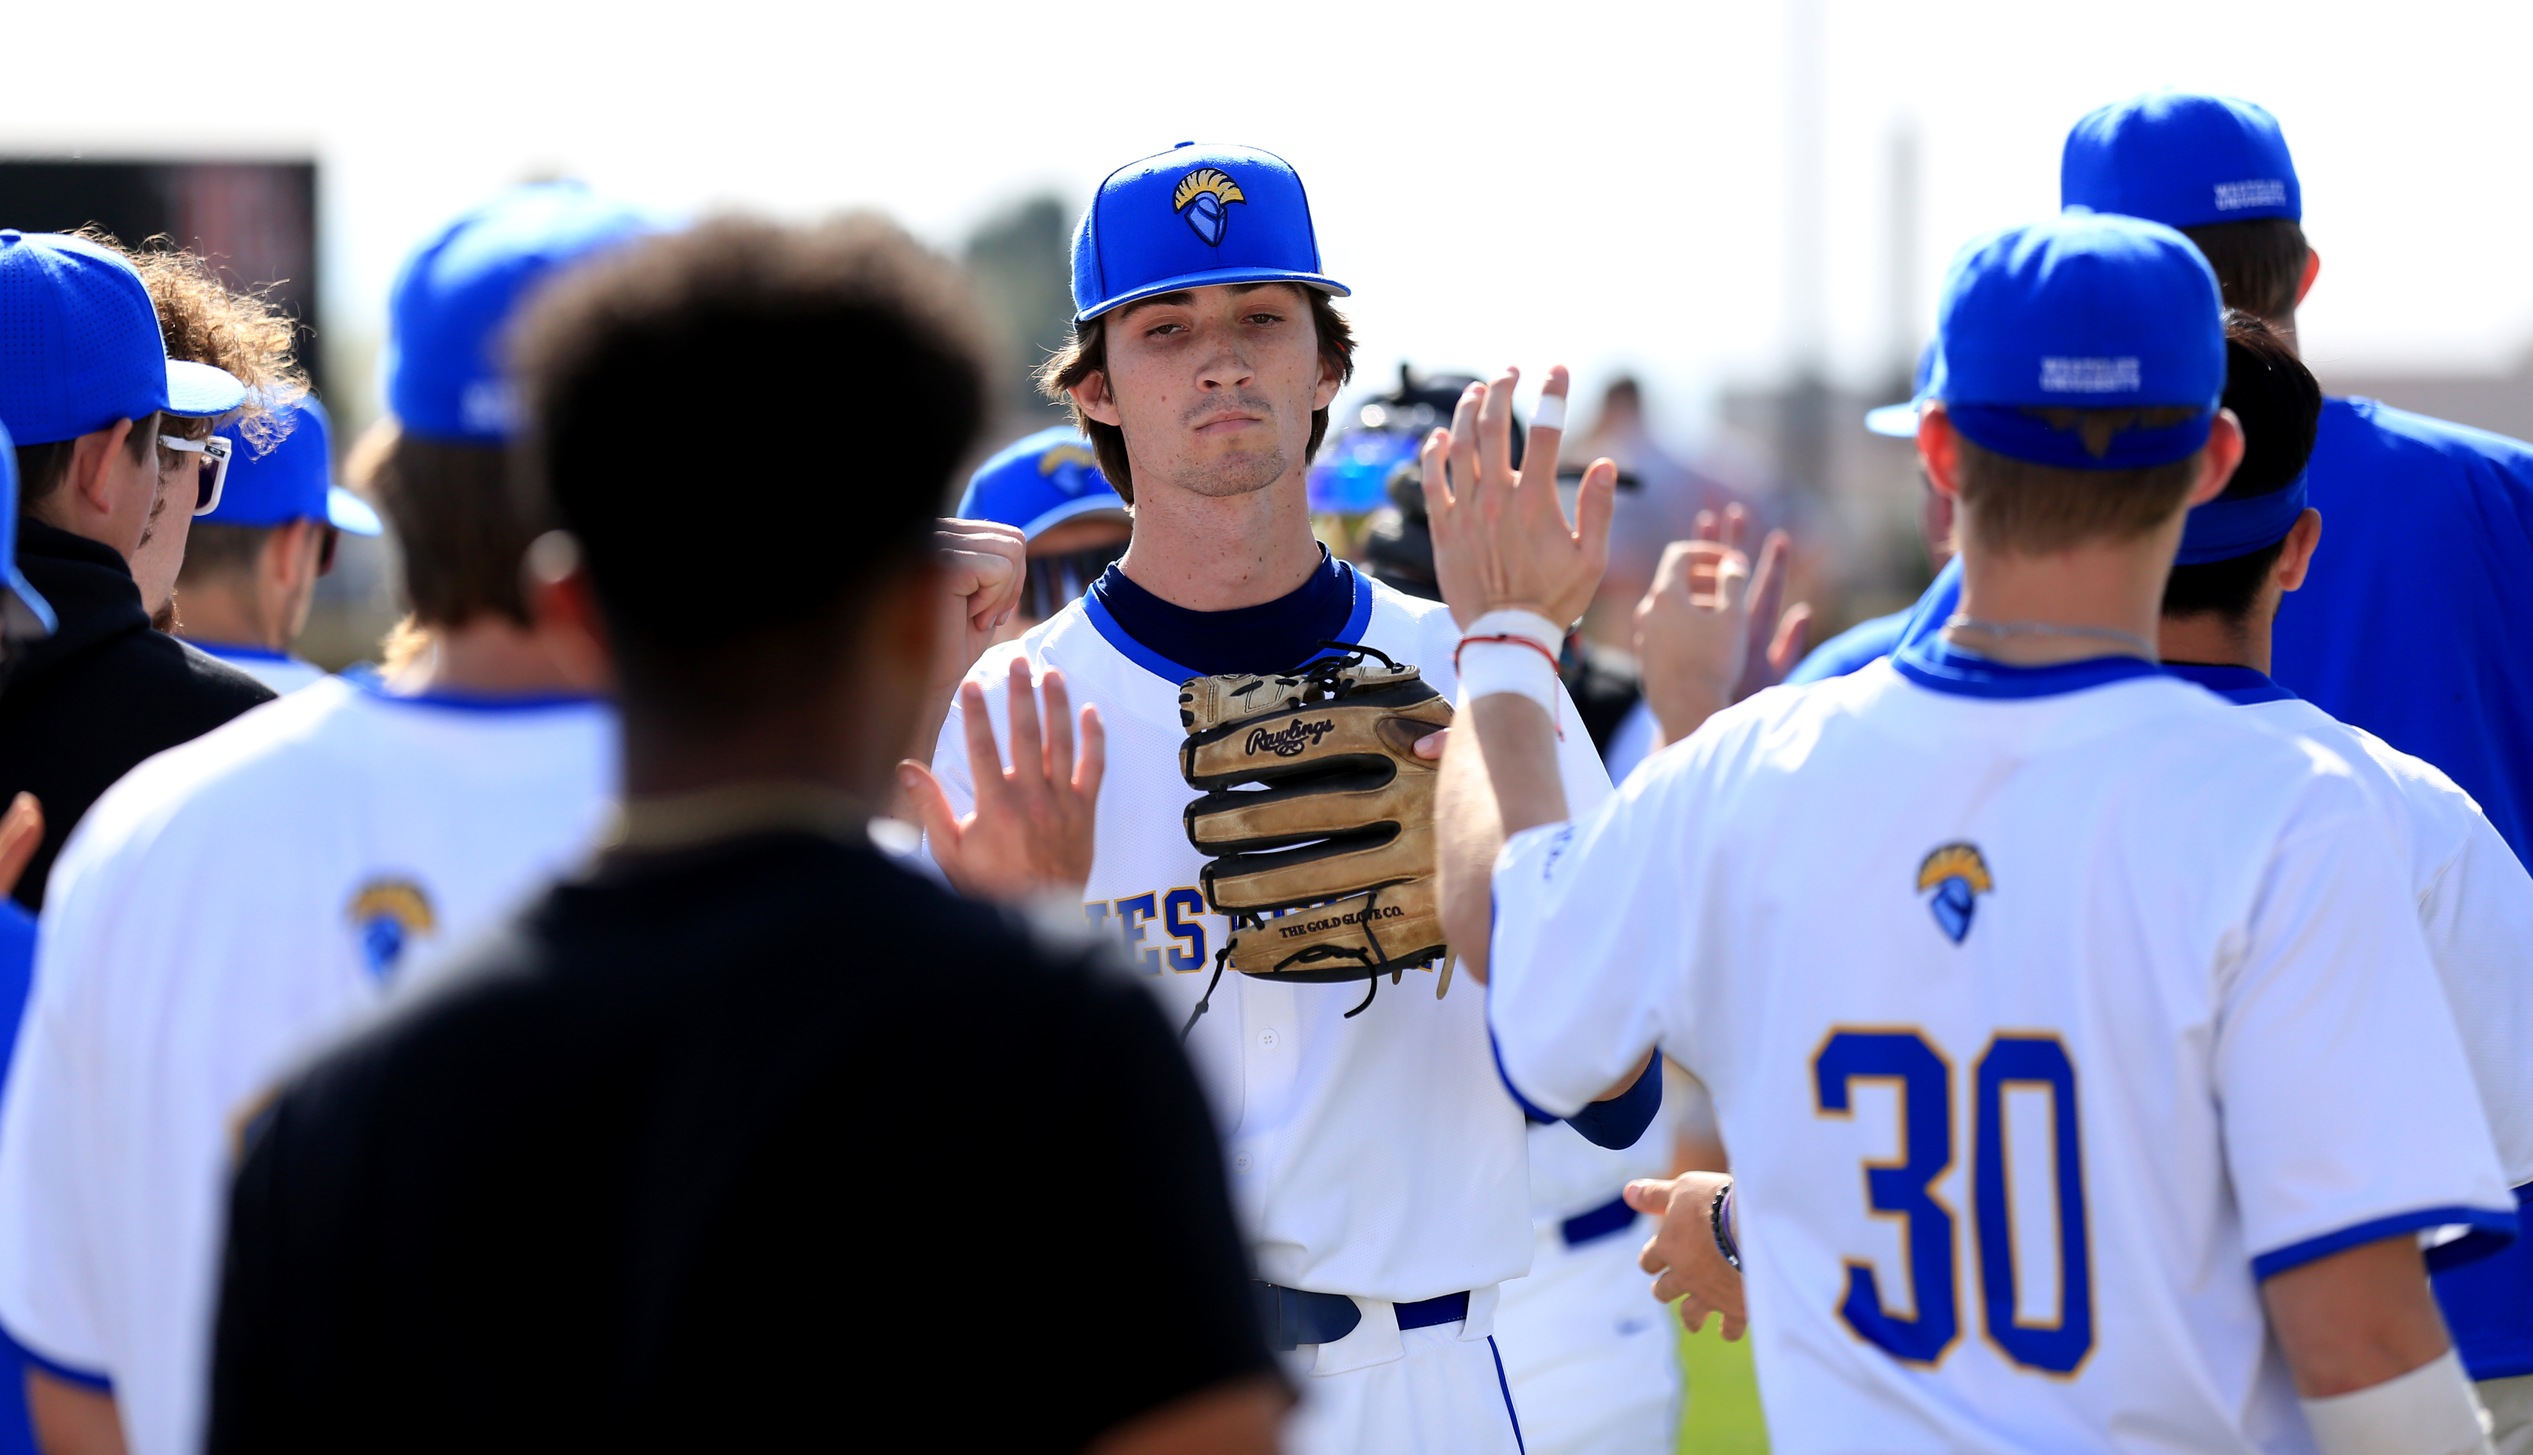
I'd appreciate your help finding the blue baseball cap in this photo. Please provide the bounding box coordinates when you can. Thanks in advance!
[1070,143,1348,323]
[0,231,246,447]
[206,394,383,535]
[956,427,1126,539]
[1932,212,2226,471]
[1864,342,1939,438]
[2062,92,2300,230]
[0,416,56,640]
[382,182,659,443]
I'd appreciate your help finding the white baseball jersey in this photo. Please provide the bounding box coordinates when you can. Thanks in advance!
[1488,644,2515,1455]
[2170,665,2533,1187]
[0,674,613,1455]
[933,567,1612,1310]
[189,641,328,694]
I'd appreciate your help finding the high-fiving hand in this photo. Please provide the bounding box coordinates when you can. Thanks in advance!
[1695,505,1812,703]
[1421,367,1618,630]
[898,659,1105,902]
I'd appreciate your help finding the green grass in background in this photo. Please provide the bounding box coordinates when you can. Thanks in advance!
[1676,1321,1768,1454]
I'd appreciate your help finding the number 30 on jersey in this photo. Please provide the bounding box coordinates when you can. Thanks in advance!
[1814,1028,2094,1376]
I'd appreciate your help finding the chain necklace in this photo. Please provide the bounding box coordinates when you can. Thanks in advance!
[1943,615,2155,658]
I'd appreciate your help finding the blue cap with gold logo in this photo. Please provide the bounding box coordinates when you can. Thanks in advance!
[956,426,1125,539]
[1070,142,1349,323]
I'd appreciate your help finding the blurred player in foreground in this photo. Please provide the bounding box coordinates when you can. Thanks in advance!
[171,394,382,691]
[955,424,1132,641]
[1447,213,2514,1454]
[907,143,1649,1455]
[0,184,649,1455]
[208,212,1279,1455]
[0,231,260,909]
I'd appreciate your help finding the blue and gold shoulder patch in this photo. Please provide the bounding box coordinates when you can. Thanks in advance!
[1915,842,1992,944]
[1172,167,1245,246]
[348,877,437,980]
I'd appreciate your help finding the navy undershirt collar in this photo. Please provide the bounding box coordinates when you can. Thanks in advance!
[1087,546,1371,681]
[2162,660,2298,706]
[1892,636,2165,700]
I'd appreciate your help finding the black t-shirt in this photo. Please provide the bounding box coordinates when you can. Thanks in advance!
[208,832,1270,1454]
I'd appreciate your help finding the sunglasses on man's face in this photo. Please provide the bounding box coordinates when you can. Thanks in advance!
[157,433,233,516]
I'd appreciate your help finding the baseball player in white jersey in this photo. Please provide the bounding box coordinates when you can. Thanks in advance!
[902,143,1655,1455]
[0,184,655,1455]
[1442,213,2516,1455]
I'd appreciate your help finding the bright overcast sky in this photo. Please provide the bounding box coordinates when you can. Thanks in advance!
[8,0,2528,431]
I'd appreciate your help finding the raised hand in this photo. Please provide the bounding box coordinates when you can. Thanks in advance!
[1625,1171,1748,1340]
[898,659,1105,902]
[1633,539,1752,746]
[1693,505,1813,700]
[1421,367,1618,630]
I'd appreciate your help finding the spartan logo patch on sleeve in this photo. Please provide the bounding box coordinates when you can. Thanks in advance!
[1916,842,1992,944]
[1172,167,1245,246]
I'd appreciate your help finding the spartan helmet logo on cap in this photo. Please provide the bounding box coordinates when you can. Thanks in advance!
[1172,167,1245,247]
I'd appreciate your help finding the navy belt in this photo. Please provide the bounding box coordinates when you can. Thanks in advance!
[1560,1192,1639,1248]
[1253,1283,1470,1352]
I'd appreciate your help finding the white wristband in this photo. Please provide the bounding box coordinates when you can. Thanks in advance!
[1457,608,1564,715]
[2300,1350,2493,1455]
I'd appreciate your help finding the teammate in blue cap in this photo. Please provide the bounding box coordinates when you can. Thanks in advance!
[1453,210,2510,1455]
[0,185,655,1455]
[2061,90,2533,878]
[170,395,382,693]
[909,142,1642,1455]
[0,230,267,910]
[2155,314,2533,1452]
[954,425,1130,638]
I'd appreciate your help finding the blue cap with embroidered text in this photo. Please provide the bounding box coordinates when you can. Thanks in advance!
[2062,92,2300,230]
[1933,212,2225,471]
[383,182,659,443]
[957,427,1126,540]
[0,416,56,640]
[207,394,383,535]
[0,230,246,447]
[1070,143,1348,323]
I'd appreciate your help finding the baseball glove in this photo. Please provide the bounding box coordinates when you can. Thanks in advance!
[1177,643,1454,1032]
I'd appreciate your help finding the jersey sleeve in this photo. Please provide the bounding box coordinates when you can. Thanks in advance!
[2219,771,2519,1280]
[2415,805,2533,1188]
[1486,761,1695,1119]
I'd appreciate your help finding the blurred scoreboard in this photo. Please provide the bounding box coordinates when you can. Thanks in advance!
[0,159,323,397]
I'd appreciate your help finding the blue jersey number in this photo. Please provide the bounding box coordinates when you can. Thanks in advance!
[1815,1030,2093,1375]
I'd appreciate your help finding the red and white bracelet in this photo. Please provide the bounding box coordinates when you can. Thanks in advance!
[1454,608,1565,735]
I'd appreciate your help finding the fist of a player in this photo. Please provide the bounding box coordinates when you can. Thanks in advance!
[1421,367,1617,630]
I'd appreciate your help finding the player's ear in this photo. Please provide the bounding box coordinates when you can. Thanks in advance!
[522,530,613,693]
[1071,370,1122,429]
[2295,247,2322,308]
[1916,405,1964,504]
[2188,411,2245,508]
[2273,507,2324,594]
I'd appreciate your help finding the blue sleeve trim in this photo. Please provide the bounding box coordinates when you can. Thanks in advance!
[1563,1054,1663,1150]
[2251,1204,2521,1282]
[0,1317,111,1393]
[1488,1026,1565,1125]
